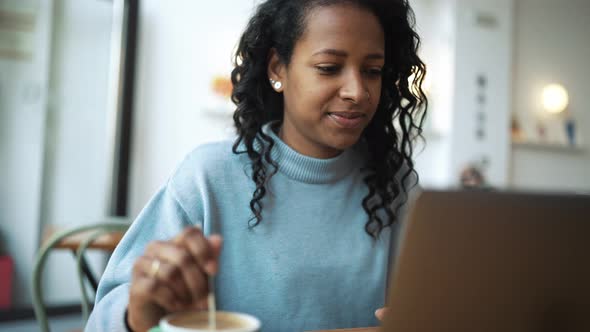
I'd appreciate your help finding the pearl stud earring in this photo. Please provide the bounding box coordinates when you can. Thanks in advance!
[269,78,283,91]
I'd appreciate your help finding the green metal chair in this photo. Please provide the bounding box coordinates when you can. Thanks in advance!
[32,219,130,332]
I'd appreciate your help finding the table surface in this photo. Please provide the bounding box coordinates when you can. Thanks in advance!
[149,327,378,332]
[307,328,378,332]
[43,227,125,251]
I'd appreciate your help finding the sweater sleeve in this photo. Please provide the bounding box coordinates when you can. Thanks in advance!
[85,182,200,332]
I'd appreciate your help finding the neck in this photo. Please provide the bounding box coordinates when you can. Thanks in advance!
[277,122,342,159]
[262,122,361,184]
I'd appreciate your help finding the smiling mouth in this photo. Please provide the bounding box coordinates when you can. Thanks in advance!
[327,112,366,129]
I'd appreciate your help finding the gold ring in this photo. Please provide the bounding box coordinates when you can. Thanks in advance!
[149,259,161,278]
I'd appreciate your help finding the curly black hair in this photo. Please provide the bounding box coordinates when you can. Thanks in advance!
[231,0,427,238]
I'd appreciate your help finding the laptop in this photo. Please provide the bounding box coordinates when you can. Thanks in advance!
[381,190,590,332]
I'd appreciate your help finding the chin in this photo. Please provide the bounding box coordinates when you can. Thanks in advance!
[329,133,362,151]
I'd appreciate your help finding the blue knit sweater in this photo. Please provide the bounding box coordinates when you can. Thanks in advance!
[86,123,406,332]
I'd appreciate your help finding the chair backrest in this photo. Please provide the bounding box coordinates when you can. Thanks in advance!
[32,219,130,332]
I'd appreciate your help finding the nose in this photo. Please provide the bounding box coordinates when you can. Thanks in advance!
[339,69,367,104]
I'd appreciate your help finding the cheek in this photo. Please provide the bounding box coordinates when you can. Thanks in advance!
[369,82,382,109]
[309,87,334,114]
[290,81,334,116]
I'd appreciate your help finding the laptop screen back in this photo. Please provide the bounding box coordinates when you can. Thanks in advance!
[382,190,590,332]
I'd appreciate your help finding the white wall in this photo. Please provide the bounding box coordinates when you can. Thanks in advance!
[0,0,53,307]
[449,0,514,188]
[413,0,514,189]
[412,0,455,189]
[510,0,590,192]
[129,0,257,216]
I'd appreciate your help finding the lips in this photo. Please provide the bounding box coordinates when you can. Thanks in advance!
[327,111,366,129]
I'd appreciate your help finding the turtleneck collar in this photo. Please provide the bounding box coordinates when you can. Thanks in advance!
[260,122,362,184]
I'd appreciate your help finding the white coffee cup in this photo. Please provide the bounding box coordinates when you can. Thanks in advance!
[160,311,261,332]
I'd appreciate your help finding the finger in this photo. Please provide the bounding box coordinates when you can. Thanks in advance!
[195,297,209,310]
[205,235,223,274]
[176,227,218,275]
[375,307,390,321]
[134,255,192,304]
[131,276,184,313]
[143,242,199,302]
[144,241,209,301]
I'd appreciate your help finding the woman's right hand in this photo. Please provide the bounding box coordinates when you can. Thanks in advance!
[127,226,223,332]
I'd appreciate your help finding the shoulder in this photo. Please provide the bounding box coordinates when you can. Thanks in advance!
[185,139,237,166]
[170,139,240,181]
[166,138,252,194]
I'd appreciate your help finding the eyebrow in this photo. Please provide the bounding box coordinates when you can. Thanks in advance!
[312,48,385,60]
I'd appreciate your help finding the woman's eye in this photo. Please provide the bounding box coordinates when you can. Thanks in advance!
[364,68,383,77]
[316,65,340,75]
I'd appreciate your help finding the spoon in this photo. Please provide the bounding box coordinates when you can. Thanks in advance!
[207,253,216,329]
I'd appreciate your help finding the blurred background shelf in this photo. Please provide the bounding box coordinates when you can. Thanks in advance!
[512,141,585,153]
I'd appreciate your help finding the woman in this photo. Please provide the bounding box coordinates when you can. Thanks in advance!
[86,0,427,331]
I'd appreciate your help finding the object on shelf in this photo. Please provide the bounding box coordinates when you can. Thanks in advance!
[203,74,235,118]
[211,75,233,99]
[511,115,524,142]
[536,121,547,142]
[565,117,576,146]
